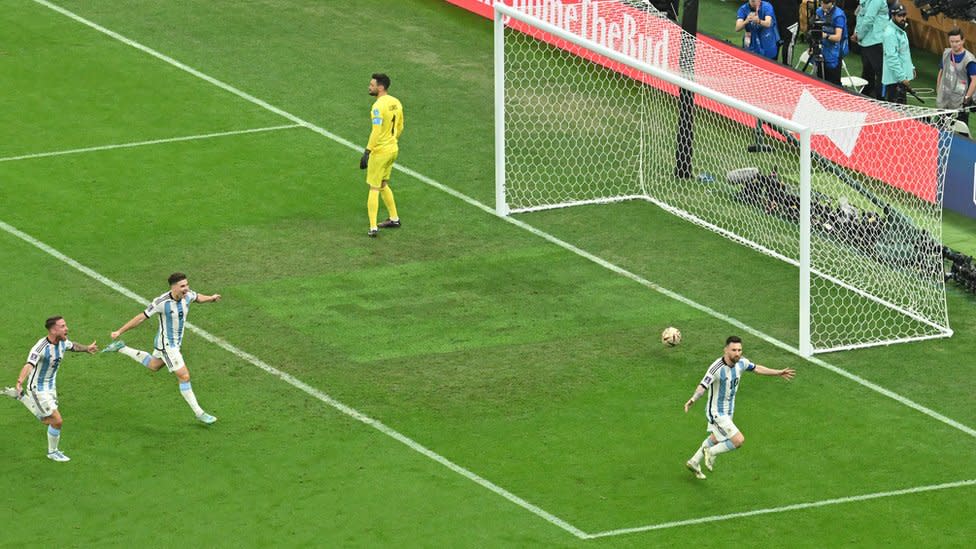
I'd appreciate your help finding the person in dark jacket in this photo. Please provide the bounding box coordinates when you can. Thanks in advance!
[770,0,800,64]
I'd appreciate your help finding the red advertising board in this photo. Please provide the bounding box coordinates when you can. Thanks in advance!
[446,0,944,203]
[444,0,495,18]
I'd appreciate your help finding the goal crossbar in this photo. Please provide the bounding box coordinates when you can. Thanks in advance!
[492,3,807,137]
[494,1,952,356]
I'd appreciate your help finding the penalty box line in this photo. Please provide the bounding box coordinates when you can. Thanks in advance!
[585,478,976,539]
[4,222,974,543]
[0,217,589,540]
[0,124,302,163]
[32,0,976,538]
[40,0,966,444]
[27,1,587,539]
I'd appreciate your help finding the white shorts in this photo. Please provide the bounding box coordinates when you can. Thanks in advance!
[708,416,740,441]
[23,389,58,420]
[153,346,187,373]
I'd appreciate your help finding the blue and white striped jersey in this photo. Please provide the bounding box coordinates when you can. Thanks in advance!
[699,356,756,423]
[26,336,74,392]
[144,290,198,350]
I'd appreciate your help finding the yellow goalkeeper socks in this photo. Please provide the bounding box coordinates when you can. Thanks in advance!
[368,189,380,230]
[380,186,399,221]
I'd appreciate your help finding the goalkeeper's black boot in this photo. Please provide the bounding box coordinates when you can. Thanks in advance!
[378,218,401,229]
[367,228,378,238]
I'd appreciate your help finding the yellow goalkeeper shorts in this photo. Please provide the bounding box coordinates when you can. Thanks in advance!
[366,150,398,187]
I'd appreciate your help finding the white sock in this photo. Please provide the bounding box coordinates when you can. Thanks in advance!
[689,437,714,465]
[119,346,153,368]
[709,439,738,456]
[179,381,205,416]
[47,426,60,453]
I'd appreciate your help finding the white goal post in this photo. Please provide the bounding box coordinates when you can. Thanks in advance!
[494,0,956,355]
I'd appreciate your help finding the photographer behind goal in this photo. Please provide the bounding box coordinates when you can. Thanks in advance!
[809,0,849,85]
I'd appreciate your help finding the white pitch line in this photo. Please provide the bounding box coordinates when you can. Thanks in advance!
[55,9,966,444]
[28,0,976,536]
[0,218,589,540]
[32,0,361,151]
[30,5,974,441]
[0,124,302,163]
[586,479,976,539]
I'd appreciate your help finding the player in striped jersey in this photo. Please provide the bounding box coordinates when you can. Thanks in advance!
[683,336,795,479]
[2,316,97,462]
[101,272,221,424]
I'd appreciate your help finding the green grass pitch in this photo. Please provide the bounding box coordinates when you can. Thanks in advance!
[1,1,975,546]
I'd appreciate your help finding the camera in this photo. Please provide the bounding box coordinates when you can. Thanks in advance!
[807,18,826,56]
[801,0,837,79]
[808,17,826,44]
[913,0,976,22]
[944,246,976,294]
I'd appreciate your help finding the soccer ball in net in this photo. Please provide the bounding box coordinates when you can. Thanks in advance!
[661,327,682,347]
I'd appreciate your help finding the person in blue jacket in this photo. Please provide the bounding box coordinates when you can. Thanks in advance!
[736,0,780,60]
[813,0,849,85]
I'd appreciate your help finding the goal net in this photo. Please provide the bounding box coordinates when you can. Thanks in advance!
[494,0,956,354]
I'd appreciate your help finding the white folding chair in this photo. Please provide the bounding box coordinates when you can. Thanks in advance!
[794,49,811,71]
[840,61,868,93]
[952,119,971,137]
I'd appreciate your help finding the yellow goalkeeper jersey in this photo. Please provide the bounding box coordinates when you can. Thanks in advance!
[366,94,404,154]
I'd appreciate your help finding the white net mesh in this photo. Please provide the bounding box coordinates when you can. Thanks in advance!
[499,0,954,353]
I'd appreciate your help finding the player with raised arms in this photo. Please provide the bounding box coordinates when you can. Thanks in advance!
[102,272,220,424]
[683,335,795,479]
[3,316,98,462]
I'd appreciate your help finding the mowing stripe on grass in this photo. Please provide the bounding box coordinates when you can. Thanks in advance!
[6,200,974,541]
[585,478,976,538]
[27,0,976,537]
[0,219,589,540]
[34,0,362,151]
[503,214,976,440]
[35,0,975,442]
[0,124,302,163]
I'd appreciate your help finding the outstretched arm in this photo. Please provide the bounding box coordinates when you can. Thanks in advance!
[754,365,796,380]
[196,293,222,303]
[112,312,148,340]
[69,341,98,353]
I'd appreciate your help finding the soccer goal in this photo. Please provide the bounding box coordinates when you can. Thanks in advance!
[494,0,956,355]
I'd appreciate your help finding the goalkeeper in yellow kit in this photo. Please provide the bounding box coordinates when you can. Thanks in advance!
[360,73,403,237]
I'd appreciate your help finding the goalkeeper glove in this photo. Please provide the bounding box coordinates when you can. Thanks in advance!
[964,96,974,108]
[359,149,370,170]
